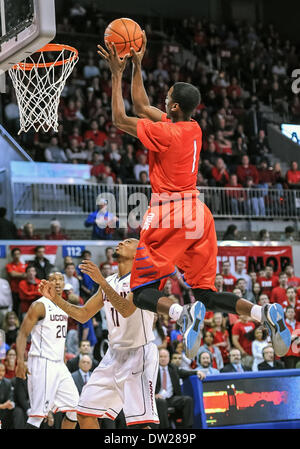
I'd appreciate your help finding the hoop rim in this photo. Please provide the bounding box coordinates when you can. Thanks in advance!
[10,43,79,71]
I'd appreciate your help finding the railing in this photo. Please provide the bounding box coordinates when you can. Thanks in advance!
[11,179,300,219]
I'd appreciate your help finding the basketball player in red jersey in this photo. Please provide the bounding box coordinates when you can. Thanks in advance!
[97,34,291,359]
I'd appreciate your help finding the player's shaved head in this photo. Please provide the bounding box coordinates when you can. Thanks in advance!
[171,82,201,117]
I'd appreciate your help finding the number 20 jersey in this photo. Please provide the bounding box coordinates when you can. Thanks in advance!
[103,273,155,351]
[28,296,68,362]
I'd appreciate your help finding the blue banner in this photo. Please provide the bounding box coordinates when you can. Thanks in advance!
[0,245,6,258]
[62,245,85,258]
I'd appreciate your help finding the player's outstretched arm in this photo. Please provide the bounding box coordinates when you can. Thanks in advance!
[16,302,45,379]
[79,260,137,318]
[97,42,139,137]
[39,280,104,324]
[130,31,164,122]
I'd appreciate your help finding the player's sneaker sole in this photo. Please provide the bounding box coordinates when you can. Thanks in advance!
[262,303,291,357]
[178,302,206,359]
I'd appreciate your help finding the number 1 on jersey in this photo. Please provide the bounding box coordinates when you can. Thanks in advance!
[111,307,120,327]
[192,140,197,173]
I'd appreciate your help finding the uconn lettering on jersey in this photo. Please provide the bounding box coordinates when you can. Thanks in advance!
[50,314,68,322]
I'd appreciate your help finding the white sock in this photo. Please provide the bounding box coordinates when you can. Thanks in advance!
[250,304,262,323]
[27,416,43,428]
[169,303,183,321]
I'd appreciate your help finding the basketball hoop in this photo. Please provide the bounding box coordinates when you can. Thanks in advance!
[8,43,79,134]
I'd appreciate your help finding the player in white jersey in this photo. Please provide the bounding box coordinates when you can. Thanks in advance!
[16,272,79,429]
[39,238,159,429]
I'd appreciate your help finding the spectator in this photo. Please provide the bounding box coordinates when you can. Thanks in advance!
[257,293,270,307]
[83,58,100,80]
[66,340,98,374]
[84,120,107,147]
[252,282,262,303]
[85,196,118,240]
[18,265,41,316]
[236,278,255,303]
[257,229,271,242]
[224,174,245,215]
[0,278,13,329]
[283,306,300,369]
[100,247,118,274]
[270,272,289,305]
[282,287,300,321]
[0,330,9,360]
[13,365,30,429]
[0,208,18,240]
[71,355,93,395]
[196,351,219,375]
[198,330,224,371]
[257,264,279,296]
[32,246,53,280]
[170,352,206,382]
[44,137,68,163]
[6,247,27,317]
[63,264,80,296]
[134,153,149,182]
[0,362,15,429]
[211,158,230,186]
[208,312,231,364]
[222,224,239,241]
[152,314,168,350]
[76,250,96,301]
[236,155,259,185]
[221,261,237,292]
[258,346,285,370]
[285,264,300,288]
[220,348,251,373]
[231,315,256,365]
[251,130,270,165]
[232,259,252,291]
[2,312,19,347]
[45,219,69,240]
[214,273,224,293]
[280,226,296,242]
[286,161,300,189]
[17,222,41,240]
[251,326,269,371]
[155,348,193,429]
[245,177,266,217]
[3,348,17,379]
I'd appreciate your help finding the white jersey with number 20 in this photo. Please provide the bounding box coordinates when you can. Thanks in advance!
[28,296,68,362]
[103,273,155,350]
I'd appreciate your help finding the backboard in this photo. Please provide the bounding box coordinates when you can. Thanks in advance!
[0,0,56,76]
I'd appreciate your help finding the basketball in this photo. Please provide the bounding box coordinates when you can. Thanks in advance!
[104,18,143,58]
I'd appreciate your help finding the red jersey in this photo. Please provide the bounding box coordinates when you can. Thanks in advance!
[6,262,27,293]
[84,130,107,147]
[286,170,300,185]
[258,275,279,295]
[222,274,237,292]
[18,279,41,313]
[208,327,230,364]
[287,276,300,288]
[285,321,300,357]
[270,286,288,305]
[136,113,202,194]
[232,320,256,355]
[282,300,300,322]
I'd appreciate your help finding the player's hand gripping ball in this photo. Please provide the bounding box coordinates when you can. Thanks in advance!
[104,18,143,58]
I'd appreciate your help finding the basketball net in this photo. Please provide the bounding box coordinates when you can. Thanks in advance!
[8,44,78,134]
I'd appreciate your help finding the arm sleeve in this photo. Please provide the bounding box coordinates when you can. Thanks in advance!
[137,118,173,153]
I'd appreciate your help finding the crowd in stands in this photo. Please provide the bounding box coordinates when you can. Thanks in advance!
[1,242,300,428]
[3,6,300,209]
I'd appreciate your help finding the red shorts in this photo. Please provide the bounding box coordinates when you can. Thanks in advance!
[130,194,218,291]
